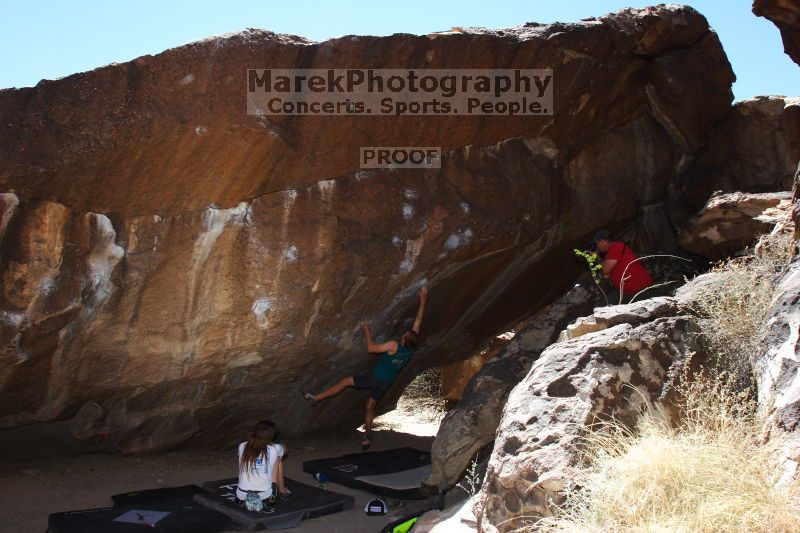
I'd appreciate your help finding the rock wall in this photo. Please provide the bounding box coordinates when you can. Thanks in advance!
[753,7,800,478]
[423,285,597,493]
[0,5,737,450]
[758,167,800,485]
[754,0,800,241]
[474,299,706,532]
[441,351,494,402]
[759,256,800,480]
[754,0,800,65]
[678,191,793,260]
[794,164,800,241]
[675,96,800,220]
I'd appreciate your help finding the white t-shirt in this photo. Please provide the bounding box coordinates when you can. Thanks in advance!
[236,442,284,500]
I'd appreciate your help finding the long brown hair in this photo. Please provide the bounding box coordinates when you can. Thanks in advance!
[402,330,420,350]
[240,420,276,475]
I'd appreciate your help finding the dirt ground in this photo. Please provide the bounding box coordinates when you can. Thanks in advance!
[0,406,465,532]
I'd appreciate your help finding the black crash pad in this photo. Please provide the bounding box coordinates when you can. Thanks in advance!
[195,477,354,531]
[47,498,228,533]
[111,484,205,506]
[302,447,431,500]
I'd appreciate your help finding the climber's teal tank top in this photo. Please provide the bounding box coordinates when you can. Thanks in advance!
[371,343,414,383]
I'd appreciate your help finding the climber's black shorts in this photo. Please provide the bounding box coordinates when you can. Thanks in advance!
[353,371,392,400]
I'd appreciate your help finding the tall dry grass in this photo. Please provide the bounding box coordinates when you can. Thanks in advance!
[532,373,800,533]
[681,231,795,382]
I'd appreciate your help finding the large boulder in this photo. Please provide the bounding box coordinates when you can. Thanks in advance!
[678,191,793,260]
[754,0,800,65]
[758,248,800,485]
[0,7,733,219]
[794,163,800,241]
[474,313,705,532]
[423,285,597,493]
[557,295,680,341]
[751,68,800,479]
[754,0,800,241]
[675,97,800,220]
[0,6,736,450]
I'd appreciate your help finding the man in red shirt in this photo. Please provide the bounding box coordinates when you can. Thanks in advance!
[592,230,654,304]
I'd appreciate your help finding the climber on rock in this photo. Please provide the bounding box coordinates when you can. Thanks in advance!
[591,229,655,305]
[303,286,428,450]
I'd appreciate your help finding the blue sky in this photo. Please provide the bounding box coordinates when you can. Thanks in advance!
[1,0,797,100]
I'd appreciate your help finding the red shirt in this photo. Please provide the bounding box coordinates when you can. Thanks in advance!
[605,241,653,295]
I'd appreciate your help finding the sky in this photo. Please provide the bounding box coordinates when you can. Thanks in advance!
[0,0,797,101]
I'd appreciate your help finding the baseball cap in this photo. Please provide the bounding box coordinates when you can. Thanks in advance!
[592,229,611,243]
[364,498,388,516]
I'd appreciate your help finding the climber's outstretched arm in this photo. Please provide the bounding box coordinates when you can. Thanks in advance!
[412,286,428,334]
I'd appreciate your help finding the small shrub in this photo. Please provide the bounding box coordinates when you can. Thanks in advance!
[456,455,482,498]
[574,248,609,306]
[532,372,800,533]
[397,367,447,415]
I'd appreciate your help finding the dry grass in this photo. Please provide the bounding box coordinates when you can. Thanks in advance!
[531,373,800,533]
[396,367,448,417]
[681,231,795,381]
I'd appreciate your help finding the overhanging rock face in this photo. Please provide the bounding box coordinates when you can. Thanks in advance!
[0,5,735,451]
[753,0,800,65]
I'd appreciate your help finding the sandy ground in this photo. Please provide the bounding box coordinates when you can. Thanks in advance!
[0,406,465,532]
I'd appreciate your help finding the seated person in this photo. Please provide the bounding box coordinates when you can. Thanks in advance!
[236,420,287,507]
[592,229,654,304]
